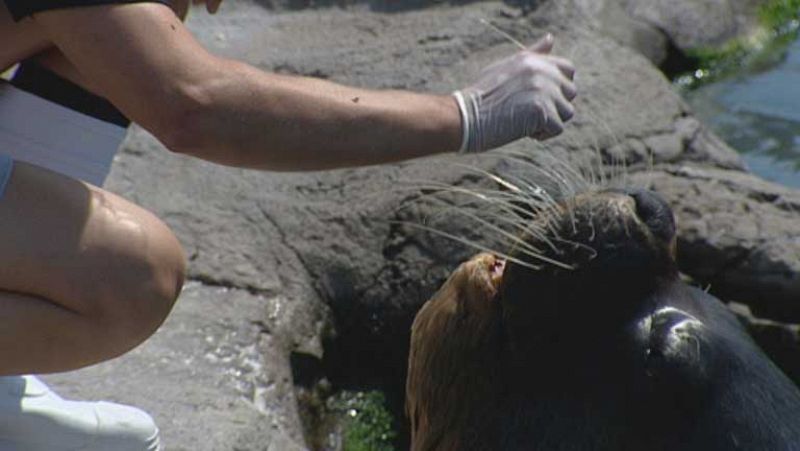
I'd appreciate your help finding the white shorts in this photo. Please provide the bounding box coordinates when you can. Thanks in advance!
[0,154,11,198]
[0,82,127,188]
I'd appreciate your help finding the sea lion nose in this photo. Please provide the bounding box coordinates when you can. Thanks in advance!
[623,189,676,243]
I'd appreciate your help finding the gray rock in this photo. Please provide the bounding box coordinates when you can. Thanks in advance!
[40,0,800,448]
[633,165,800,321]
[571,0,767,67]
[622,0,766,50]
[44,283,307,451]
[572,0,670,65]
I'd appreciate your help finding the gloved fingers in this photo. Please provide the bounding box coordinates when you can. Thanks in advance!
[528,33,554,54]
[532,78,574,122]
[541,54,576,80]
[477,45,574,90]
[530,100,564,140]
[555,95,575,122]
[524,59,576,103]
[519,55,575,94]
[561,79,577,101]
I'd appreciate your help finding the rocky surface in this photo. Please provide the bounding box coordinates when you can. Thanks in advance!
[634,166,800,320]
[621,0,766,51]
[41,0,800,450]
[575,0,768,68]
[46,283,308,451]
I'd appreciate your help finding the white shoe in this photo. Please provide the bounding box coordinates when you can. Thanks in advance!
[0,375,160,451]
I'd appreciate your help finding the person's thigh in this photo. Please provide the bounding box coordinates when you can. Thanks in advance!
[0,160,186,358]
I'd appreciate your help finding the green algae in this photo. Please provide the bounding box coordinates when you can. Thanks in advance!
[675,0,800,89]
[329,391,397,451]
[296,383,398,451]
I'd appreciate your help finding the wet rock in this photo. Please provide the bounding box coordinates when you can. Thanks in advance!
[41,0,800,449]
[622,0,766,51]
[729,302,800,383]
[44,283,308,451]
[572,0,670,65]
[633,165,800,321]
[571,0,766,68]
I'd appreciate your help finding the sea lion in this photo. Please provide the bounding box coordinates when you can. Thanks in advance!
[406,188,800,450]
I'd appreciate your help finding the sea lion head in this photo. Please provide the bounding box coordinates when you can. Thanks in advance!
[407,177,800,450]
[499,188,679,353]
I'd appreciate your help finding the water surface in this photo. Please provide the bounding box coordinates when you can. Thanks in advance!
[686,36,800,188]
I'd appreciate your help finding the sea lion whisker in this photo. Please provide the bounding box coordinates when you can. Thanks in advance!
[436,206,552,258]
[539,130,602,189]
[450,162,525,194]
[560,196,579,236]
[493,150,583,195]
[447,163,562,214]
[549,236,598,259]
[405,188,560,255]
[504,152,586,198]
[512,223,560,255]
[406,177,558,222]
[542,208,567,243]
[623,216,633,238]
[496,171,561,208]
[478,18,527,51]
[422,199,527,241]
[397,209,574,270]
[536,151,594,190]
[408,184,550,223]
[399,183,499,212]
[391,220,550,270]
[583,105,625,153]
[586,216,596,242]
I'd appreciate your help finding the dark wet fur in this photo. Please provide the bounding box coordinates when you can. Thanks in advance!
[408,190,800,451]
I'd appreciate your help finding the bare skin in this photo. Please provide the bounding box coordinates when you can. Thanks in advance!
[0,0,460,374]
[5,2,462,170]
[0,0,461,374]
[0,162,186,374]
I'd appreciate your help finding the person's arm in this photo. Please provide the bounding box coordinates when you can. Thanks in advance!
[33,3,575,171]
[0,3,50,73]
[32,3,461,171]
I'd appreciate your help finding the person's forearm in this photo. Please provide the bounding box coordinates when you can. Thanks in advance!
[166,59,462,171]
[32,3,575,171]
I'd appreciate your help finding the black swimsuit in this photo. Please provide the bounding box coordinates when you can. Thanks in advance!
[4,0,169,22]
[1,0,169,185]
[3,0,170,124]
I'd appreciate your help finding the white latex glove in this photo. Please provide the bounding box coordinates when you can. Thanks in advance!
[453,34,577,153]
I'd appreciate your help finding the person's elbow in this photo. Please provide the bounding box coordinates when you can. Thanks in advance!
[145,81,215,155]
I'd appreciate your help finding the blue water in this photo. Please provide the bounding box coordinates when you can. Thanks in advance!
[686,36,800,188]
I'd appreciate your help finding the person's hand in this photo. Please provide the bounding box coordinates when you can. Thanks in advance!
[453,34,577,154]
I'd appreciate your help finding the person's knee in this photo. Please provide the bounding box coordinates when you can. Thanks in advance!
[129,219,187,336]
[124,225,185,346]
[84,209,187,356]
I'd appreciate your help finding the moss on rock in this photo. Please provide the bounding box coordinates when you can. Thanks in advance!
[327,391,397,451]
[676,0,800,89]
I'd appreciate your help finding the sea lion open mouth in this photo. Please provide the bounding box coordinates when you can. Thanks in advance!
[489,257,506,288]
[407,181,800,451]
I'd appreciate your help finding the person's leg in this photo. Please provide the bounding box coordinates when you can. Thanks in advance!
[0,160,186,375]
